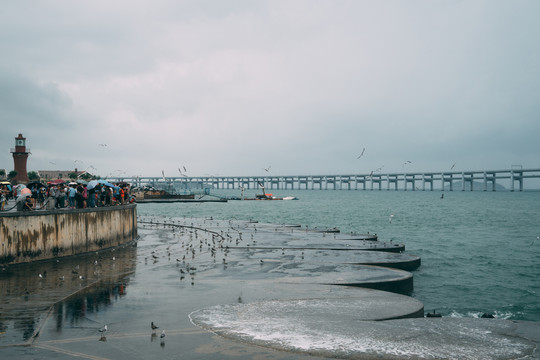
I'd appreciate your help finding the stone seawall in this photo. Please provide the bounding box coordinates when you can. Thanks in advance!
[0,204,137,265]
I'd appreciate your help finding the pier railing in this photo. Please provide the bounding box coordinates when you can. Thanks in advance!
[110,168,540,192]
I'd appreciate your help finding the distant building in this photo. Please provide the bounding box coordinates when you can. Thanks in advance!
[38,169,85,182]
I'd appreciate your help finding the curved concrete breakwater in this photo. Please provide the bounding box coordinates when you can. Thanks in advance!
[0,215,538,360]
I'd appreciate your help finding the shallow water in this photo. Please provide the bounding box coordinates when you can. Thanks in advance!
[138,189,540,321]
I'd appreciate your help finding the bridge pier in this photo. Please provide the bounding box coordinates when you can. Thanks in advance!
[371,176,382,190]
[312,176,323,190]
[269,177,280,190]
[298,176,309,190]
[422,174,434,191]
[355,176,367,190]
[462,172,474,191]
[404,174,416,191]
[442,173,453,191]
[325,176,337,190]
[284,177,294,190]
[340,176,352,190]
[483,172,496,191]
[387,175,398,191]
[511,171,523,192]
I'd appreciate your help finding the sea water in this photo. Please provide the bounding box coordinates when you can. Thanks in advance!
[137,189,540,322]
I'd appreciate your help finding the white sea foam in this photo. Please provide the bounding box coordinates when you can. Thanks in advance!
[190,299,534,360]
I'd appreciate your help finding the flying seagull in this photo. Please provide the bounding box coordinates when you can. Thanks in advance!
[178,166,188,177]
[357,147,365,159]
[263,165,271,172]
[451,163,456,170]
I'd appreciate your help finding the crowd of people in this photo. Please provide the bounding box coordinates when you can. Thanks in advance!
[0,180,135,212]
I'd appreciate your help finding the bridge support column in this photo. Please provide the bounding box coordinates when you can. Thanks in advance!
[422,174,434,191]
[511,171,523,192]
[442,173,453,191]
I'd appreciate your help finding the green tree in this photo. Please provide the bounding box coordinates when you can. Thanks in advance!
[69,172,78,180]
[0,169,5,178]
[8,170,17,180]
[28,171,39,181]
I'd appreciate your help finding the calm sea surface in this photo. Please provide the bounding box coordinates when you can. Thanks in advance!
[137,189,540,322]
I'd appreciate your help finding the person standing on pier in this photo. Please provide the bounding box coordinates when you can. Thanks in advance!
[0,190,6,211]
[68,184,77,208]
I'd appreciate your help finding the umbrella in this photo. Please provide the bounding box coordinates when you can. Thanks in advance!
[15,184,26,190]
[77,180,88,185]
[98,180,115,187]
[0,181,11,185]
[87,180,99,190]
[20,188,32,195]
[48,179,65,185]
[27,181,44,188]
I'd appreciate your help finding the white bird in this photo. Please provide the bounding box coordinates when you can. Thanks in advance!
[531,236,539,246]
[389,214,395,223]
[98,325,108,333]
[160,330,166,339]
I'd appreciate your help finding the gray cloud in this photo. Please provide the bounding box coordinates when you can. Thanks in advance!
[1,1,539,177]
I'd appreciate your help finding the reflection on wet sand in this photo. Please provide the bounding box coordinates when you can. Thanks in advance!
[0,242,137,345]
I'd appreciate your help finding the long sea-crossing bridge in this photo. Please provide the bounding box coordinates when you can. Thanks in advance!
[111,167,540,192]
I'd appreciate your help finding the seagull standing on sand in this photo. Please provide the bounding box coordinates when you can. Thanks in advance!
[98,325,108,334]
[151,322,159,333]
[389,214,395,223]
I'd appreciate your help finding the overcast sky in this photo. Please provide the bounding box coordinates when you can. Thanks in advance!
[1,1,539,178]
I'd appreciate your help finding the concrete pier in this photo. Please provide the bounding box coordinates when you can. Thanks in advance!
[0,204,137,265]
